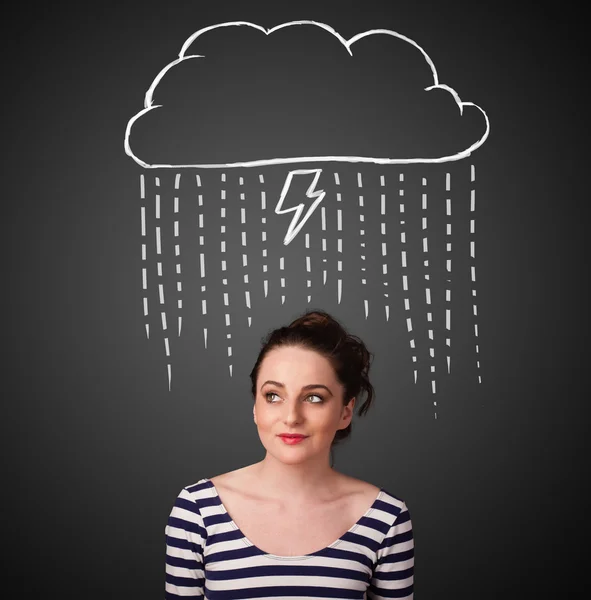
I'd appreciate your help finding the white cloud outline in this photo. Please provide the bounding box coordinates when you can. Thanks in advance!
[124,20,490,168]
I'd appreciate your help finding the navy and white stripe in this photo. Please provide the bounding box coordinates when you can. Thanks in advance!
[165,478,414,599]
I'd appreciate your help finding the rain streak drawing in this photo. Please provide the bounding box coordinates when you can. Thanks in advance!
[124,20,490,418]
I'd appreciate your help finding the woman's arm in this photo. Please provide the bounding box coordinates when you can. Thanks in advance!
[367,502,414,599]
[164,488,206,599]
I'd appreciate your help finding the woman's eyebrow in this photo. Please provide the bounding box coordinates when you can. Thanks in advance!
[261,380,333,395]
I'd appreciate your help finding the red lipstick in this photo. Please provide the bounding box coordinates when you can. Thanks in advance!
[278,434,308,445]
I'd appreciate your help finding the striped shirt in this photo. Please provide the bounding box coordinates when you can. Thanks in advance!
[165,477,414,599]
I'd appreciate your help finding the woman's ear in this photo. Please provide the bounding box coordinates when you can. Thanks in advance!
[343,397,355,422]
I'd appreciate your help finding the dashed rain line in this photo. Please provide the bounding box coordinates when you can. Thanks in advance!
[280,255,286,305]
[398,173,418,383]
[445,172,452,375]
[174,173,182,337]
[422,178,438,413]
[220,172,233,377]
[470,164,482,384]
[196,174,208,351]
[380,174,390,322]
[155,176,171,390]
[259,174,269,299]
[334,172,343,304]
[305,233,312,304]
[321,201,328,288]
[140,174,149,340]
[239,176,253,328]
[357,172,369,319]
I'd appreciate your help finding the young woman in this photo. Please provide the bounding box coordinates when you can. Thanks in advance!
[165,310,414,599]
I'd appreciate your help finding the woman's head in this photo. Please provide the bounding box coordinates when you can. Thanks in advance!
[250,310,375,459]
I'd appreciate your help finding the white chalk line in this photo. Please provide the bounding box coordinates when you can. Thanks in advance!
[220,173,234,376]
[380,174,390,322]
[196,174,208,350]
[398,173,417,383]
[470,165,481,383]
[140,175,149,340]
[240,177,253,328]
[421,178,437,402]
[155,177,171,390]
[279,256,287,306]
[174,173,183,337]
[357,172,369,319]
[305,233,312,305]
[261,185,269,299]
[321,203,327,292]
[334,173,342,304]
[445,172,452,376]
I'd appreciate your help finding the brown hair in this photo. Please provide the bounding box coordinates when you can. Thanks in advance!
[249,309,375,453]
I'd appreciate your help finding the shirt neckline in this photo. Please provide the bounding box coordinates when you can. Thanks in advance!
[205,476,384,560]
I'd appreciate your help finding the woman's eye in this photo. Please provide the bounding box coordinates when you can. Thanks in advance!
[264,393,323,403]
[307,394,323,403]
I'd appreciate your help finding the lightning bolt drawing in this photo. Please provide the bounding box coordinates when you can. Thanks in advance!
[275,169,326,245]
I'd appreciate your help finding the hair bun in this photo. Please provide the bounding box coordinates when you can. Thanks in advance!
[289,310,334,329]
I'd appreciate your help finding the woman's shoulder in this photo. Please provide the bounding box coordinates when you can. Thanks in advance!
[209,465,250,492]
[336,474,408,516]
[344,475,381,498]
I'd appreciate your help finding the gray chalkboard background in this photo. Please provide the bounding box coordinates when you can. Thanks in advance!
[5,1,585,598]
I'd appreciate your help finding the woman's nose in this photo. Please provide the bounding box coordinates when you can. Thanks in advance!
[283,400,304,423]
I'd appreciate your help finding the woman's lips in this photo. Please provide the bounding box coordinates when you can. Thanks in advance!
[278,435,307,445]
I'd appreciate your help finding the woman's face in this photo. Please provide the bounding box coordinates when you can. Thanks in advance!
[253,345,355,463]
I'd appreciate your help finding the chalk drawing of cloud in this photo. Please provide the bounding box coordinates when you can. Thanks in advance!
[125,20,489,168]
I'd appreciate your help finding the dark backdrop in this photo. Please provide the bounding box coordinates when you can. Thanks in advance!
[4,1,585,598]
